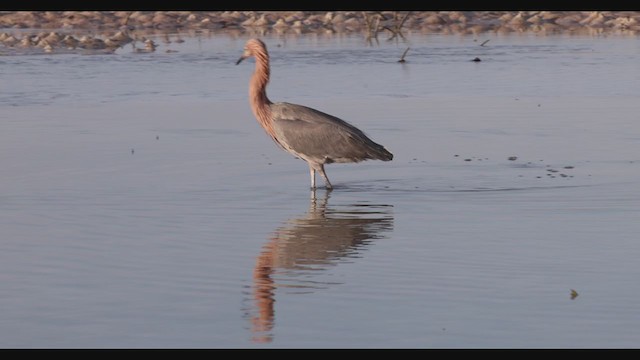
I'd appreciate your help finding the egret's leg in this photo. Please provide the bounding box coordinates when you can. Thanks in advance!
[317,165,333,190]
[309,165,316,189]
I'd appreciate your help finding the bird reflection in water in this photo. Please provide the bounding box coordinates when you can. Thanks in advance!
[248,189,394,343]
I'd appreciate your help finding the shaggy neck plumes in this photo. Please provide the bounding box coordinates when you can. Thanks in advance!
[249,49,275,138]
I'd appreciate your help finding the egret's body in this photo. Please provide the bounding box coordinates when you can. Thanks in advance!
[237,38,392,189]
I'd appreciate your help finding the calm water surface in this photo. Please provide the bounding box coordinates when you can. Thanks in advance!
[1,31,640,348]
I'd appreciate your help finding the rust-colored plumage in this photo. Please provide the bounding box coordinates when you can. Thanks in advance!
[237,38,392,189]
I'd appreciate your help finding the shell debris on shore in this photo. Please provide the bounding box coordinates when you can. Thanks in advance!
[2,11,640,55]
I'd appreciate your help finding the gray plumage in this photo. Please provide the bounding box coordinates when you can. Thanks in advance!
[271,102,393,165]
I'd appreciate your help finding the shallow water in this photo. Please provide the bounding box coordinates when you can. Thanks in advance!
[1,31,640,348]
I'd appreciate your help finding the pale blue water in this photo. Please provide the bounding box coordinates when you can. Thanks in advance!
[1,31,640,348]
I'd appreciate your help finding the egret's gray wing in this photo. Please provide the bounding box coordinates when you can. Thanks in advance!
[270,102,392,163]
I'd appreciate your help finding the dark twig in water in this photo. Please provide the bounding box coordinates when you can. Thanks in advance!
[398,47,410,63]
[382,11,411,41]
[362,12,382,46]
[480,39,490,46]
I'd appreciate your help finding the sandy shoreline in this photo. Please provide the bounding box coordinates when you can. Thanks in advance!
[1,11,639,55]
[2,11,640,34]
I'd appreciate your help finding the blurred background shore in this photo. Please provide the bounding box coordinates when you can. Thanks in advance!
[3,11,640,33]
[1,11,639,55]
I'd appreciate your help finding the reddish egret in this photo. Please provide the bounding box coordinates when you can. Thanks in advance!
[236,38,393,189]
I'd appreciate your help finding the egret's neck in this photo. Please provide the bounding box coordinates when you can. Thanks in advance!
[249,53,272,125]
[247,51,280,145]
